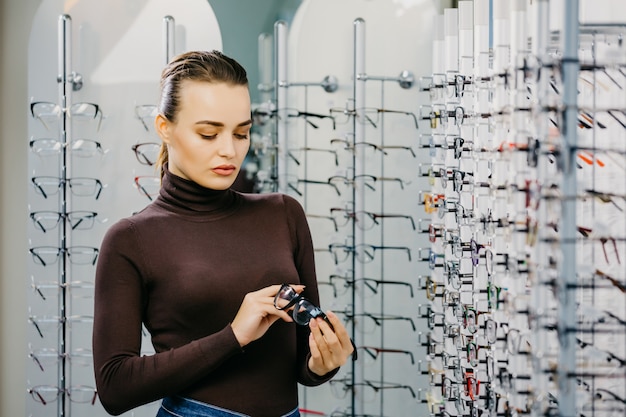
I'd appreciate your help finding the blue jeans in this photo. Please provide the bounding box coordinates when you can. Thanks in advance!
[156,396,300,417]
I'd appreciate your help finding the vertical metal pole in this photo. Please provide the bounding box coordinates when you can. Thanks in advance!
[163,15,175,65]
[510,0,528,68]
[257,33,274,103]
[458,1,474,76]
[57,14,72,417]
[433,14,445,77]
[274,20,288,193]
[353,17,366,417]
[532,2,551,415]
[492,0,509,111]
[492,0,510,74]
[559,2,579,417]
[473,0,489,79]
[444,8,459,74]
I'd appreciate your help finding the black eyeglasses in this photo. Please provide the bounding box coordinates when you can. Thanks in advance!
[329,106,418,130]
[29,246,99,267]
[31,176,104,200]
[30,101,103,131]
[328,275,414,298]
[450,136,468,159]
[289,178,341,197]
[30,210,100,233]
[329,375,416,403]
[439,168,474,192]
[330,137,389,157]
[327,174,376,193]
[132,142,161,166]
[359,346,415,365]
[329,243,412,264]
[329,207,416,231]
[274,284,357,361]
[288,147,339,166]
[252,107,336,129]
[344,312,416,333]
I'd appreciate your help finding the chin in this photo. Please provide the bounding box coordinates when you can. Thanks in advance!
[197,175,238,190]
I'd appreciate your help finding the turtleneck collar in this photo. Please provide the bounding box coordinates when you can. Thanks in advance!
[154,165,240,216]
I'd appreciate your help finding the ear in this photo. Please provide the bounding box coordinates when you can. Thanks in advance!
[155,113,171,144]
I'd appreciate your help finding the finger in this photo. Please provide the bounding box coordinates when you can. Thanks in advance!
[257,284,306,297]
[315,318,340,345]
[308,332,322,360]
[309,319,332,363]
[257,298,294,322]
[309,318,328,351]
[278,309,294,323]
[320,313,354,361]
[310,319,343,370]
[256,284,289,296]
[325,311,353,347]
[315,318,349,362]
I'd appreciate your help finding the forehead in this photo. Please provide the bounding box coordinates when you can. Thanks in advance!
[177,80,251,122]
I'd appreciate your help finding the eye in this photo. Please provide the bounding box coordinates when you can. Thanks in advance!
[234,129,250,140]
[200,134,218,140]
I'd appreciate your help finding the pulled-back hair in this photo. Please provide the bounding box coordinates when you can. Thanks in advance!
[156,50,249,177]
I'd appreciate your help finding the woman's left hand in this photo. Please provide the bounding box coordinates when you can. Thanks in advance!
[307,311,354,376]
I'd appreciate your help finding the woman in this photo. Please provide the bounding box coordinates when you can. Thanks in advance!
[93,50,354,417]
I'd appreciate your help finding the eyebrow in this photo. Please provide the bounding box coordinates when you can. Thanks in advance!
[195,119,253,127]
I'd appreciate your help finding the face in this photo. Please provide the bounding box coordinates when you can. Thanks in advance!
[156,80,252,190]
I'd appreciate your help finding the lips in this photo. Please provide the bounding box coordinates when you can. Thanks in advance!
[212,165,237,176]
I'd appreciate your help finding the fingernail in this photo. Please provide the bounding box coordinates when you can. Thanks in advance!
[310,319,318,328]
[326,310,336,318]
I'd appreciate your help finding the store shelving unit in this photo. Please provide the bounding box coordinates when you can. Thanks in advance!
[418,2,626,417]
[27,14,102,417]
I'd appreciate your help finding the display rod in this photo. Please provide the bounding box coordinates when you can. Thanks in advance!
[473,0,489,79]
[532,0,551,410]
[57,13,72,417]
[163,15,175,65]
[257,32,274,101]
[458,1,473,75]
[558,1,580,416]
[351,17,366,417]
[274,20,288,194]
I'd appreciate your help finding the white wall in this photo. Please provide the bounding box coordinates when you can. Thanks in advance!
[0,1,40,415]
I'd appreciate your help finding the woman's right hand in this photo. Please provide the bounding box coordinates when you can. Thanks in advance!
[230,284,304,347]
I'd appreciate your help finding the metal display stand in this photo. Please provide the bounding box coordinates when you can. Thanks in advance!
[419,2,626,417]
[27,14,101,416]
[270,16,421,417]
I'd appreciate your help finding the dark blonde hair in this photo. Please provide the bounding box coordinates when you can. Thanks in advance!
[156,50,249,178]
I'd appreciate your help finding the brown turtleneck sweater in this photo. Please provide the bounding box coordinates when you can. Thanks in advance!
[93,169,336,416]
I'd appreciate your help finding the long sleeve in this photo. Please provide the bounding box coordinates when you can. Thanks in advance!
[283,194,340,385]
[93,219,244,415]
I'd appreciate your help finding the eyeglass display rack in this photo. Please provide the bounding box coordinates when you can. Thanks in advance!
[130,16,178,205]
[418,2,626,417]
[270,17,425,417]
[26,14,103,416]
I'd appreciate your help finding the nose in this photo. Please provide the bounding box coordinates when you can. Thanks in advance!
[217,134,237,158]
